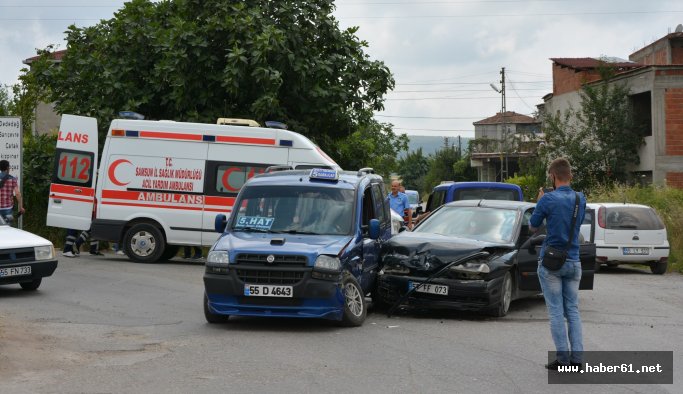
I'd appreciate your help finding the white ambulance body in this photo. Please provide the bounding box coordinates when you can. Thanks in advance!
[47,114,339,263]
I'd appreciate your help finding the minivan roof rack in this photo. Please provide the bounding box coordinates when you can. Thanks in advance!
[264,121,288,130]
[357,167,375,176]
[217,118,260,127]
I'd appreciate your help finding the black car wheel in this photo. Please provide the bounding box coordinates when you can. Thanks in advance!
[650,260,667,275]
[204,293,230,323]
[490,272,512,317]
[124,223,166,263]
[339,274,366,327]
[20,278,41,291]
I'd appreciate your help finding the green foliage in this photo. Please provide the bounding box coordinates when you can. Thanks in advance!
[334,120,408,178]
[422,145,462,193]
[588,185,683,273]
[21,133,65,244]
[541,77,644,191]
[0,85,11,115]
[396,148,430,191]
[505,174,544,202]
[35,0,395,164]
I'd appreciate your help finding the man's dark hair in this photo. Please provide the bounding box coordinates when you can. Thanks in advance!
[0,160,9,172]
[548,157,572,182]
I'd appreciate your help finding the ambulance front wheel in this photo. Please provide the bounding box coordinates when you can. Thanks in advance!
[124,223,166,263]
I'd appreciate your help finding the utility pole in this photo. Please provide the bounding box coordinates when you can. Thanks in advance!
[500,67,508,181]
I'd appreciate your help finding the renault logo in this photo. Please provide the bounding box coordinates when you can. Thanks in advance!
[266,254,276,264]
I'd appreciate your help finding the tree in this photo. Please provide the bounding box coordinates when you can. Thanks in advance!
[541,70,644,191]
[396,148,430,191]
[34,0,401,167]
[423,144,461,192]
[335,120,408,177]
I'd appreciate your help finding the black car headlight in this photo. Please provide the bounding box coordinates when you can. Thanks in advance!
[449,259,490,279]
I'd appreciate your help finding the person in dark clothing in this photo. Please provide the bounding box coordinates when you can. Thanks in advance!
[530,157,586,371]
[0,160,24,225]
[183,246,202,260]
[62,229,102,257]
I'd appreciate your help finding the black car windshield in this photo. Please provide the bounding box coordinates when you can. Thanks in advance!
[415,206,518,243]
[231,185,354,235]
[454,188,518,201]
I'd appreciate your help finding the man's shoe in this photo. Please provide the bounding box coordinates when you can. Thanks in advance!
[62,251,76,258]
[90,251,104,256]
[115,250,125,255]
[191,255,203,260]
[545,360,568,371]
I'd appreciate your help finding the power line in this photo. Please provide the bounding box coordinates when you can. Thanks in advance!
[391,88,548,93]
[393,127,474,132]
[386,96,540,101]
[339,10,683,19]
[376,115,491,119]
[397,80,550,86]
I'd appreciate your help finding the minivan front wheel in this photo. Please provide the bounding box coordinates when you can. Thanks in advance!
[650,260,667,275]
[339,274,366,327]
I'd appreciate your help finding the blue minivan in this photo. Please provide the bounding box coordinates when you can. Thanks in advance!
[425,181,523,213]
[203,168,392,326]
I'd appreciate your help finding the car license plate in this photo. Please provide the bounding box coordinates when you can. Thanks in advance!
[244,284,293,297]
[0,266,31,278]
[409,281,448,296]
[623,247,650,255]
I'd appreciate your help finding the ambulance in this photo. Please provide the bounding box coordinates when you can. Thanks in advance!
[47,114,339,263]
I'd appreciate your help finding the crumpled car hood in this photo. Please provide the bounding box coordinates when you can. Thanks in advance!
[382,231,511,274]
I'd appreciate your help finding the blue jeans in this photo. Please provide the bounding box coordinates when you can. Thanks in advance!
[0,207,13,223]
[538,259,583,364]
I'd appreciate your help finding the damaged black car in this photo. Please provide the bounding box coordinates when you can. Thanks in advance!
[376,200,596,317]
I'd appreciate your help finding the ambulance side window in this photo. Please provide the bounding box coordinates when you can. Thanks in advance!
[52,148,95,188]
[204,161,269,197]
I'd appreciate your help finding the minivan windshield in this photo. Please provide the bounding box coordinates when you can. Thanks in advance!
[231,186,354,235]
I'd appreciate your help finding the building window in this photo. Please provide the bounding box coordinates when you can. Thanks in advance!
[630,92,652,137]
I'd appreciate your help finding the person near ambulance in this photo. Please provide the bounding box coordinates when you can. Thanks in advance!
[0,160,24,225]
[387,180,412,229]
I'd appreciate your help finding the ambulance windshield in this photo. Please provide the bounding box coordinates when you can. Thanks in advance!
[231,186,354,235]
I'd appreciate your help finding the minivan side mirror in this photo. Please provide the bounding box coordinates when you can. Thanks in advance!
[215,214,228,233]
[369,219,380,239]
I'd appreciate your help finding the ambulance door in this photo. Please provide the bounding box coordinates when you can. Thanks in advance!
[47,115,98,230]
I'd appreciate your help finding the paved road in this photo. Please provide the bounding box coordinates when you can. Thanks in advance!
[1,253,681,393]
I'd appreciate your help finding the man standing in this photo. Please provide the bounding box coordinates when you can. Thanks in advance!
[0,160,24,224]
[387,180,412,229]
[530,158,586,370]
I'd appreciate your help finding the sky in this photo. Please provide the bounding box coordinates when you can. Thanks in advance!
[1,0,682,139]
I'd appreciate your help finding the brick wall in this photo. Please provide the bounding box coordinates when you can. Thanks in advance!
[666,172,683,188]
[665,88,683,156]
[552,64,601,95]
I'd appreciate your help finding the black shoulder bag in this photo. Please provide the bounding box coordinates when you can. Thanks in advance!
[542,192,579,271]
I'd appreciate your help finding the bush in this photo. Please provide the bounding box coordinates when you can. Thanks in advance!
[505,174,544,202]
[587,184,683,273]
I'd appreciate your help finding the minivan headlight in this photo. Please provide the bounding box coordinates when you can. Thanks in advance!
[35,245,55,261]
[314,255,340,271]
[207,251,230,265]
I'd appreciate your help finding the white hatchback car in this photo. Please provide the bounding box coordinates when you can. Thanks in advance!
[0,217,58,290]
[588,203,670,274]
